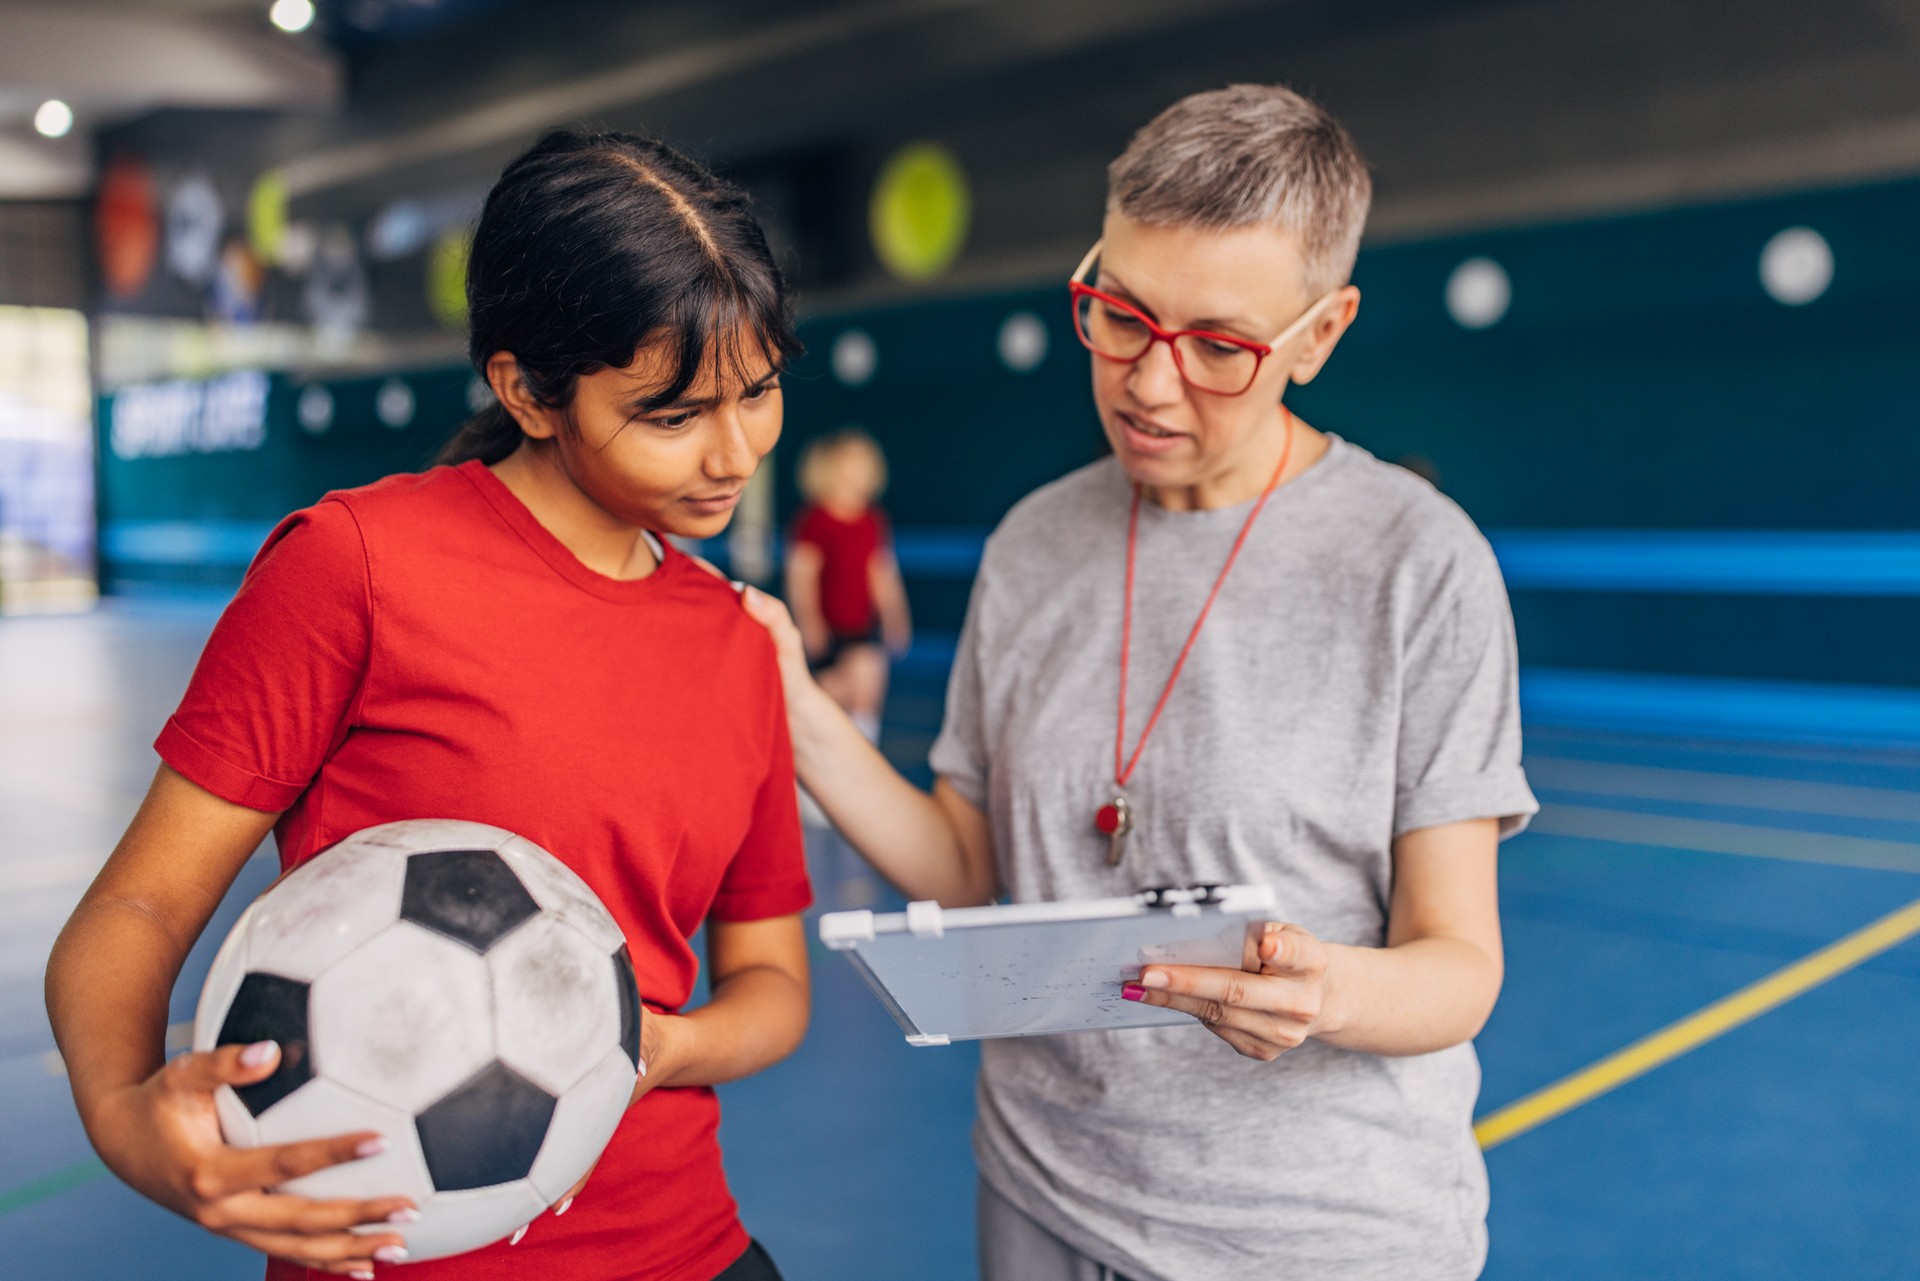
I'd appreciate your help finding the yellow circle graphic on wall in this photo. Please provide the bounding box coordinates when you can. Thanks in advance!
[427,227,473,331]
[247,170,288,265]
[870,143,970,283]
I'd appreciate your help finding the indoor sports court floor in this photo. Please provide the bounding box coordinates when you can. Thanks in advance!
[4,600,1917,1279]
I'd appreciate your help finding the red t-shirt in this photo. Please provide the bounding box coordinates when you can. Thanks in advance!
[791,504,887,637]
[157,461,810,1281]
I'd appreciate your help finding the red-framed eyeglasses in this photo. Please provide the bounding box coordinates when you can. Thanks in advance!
[1068,239,1340,396]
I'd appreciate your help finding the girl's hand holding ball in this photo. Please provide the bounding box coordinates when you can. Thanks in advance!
[91,1041,411,1278]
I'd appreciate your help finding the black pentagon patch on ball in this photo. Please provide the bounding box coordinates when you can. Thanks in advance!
[415,1061,557,1191]
[612,944,642,1070]
[400,848,540,953]
[217,972,313,1117]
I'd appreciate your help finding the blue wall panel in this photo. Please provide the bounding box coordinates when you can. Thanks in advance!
[96,173,1920,709]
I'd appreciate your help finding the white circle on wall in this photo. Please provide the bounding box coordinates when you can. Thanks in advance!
[831,329,878,387]
[166,174,225,284]
[467,376,495,414]
[1445,257,1511,329]
[997,311,1048,373]
[376,378,415,429]
[1759,227,1833,305]
[297,385,334,435]
[34,99,73,139]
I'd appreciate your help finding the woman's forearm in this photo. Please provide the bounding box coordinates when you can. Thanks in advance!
[787,681,993,905]
[1313,934,1502,1057]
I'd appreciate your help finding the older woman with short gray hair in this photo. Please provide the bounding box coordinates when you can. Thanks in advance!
[745,83,1536,1281]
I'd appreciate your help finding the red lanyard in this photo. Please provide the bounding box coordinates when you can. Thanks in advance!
[1113,410,1295,791]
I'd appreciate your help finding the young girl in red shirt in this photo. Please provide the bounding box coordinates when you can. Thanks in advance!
[46,131,812,1281]
[786,430,910,744]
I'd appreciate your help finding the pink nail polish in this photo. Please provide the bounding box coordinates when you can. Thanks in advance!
[239,1041,277,1068]
[386,1207,420,1224]
[555,1197,574,1216]
[354,1137,388,1159]
[351,1271,373,1280]
[1121,982,1146,1002]
[373,1245,409,1263]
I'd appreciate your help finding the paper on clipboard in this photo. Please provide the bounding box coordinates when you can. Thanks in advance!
[818,884,1278,1045]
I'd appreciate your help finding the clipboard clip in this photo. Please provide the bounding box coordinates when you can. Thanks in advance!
[1134,884,1226,914]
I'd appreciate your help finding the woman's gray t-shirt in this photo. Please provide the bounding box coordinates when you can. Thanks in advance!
[929,437,1538,1281]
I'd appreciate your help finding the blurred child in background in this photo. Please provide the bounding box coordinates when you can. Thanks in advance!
[787,430,910,744]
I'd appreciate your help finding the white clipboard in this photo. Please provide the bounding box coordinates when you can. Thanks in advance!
[818,884,1278,1045]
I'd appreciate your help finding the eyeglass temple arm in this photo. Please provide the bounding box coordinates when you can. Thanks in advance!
[1264,287,1344,350]
[1070,240,1104,285]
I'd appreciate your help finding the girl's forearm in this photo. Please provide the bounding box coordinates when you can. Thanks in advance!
[645,965,808,1089]
[1313,935,1503,1057]
[47,897,187,1136]
[787,682,990,905]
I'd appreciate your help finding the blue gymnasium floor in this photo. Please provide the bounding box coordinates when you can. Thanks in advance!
[3,601,1918,1279]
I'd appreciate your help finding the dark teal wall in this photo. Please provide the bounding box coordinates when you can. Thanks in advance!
[99,174,1920,690]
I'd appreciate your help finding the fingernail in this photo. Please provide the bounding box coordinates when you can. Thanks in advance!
[635,1057,647,1078]
[239,1041,277,1068]
[386,1207,420,1224]
[1141,970,1169,989]
[510,1224,529,1246]
[1121,982,1145,1002]
[374,1246,409,1263]
[351,1272,373,1280]
[354,1137,388,1159]
[555,1197,574,1217]
[730,580,746,594]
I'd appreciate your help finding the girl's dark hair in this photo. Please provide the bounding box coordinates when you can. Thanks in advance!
[439,129,802,466]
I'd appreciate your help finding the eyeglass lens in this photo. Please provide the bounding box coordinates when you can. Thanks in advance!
[1073,291,1259,394]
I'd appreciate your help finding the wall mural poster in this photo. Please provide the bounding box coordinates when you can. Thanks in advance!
[0,307,97,614]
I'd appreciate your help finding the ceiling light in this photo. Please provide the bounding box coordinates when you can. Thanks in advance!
[270,0,317,33]
[33,100,74,139]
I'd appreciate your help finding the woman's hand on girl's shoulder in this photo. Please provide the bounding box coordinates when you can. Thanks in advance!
[1121,922,1335,1062]
[93,1041,413,1278]
[736,587,821,701]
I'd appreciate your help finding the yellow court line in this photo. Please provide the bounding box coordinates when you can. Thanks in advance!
[1475,895,1920,1151]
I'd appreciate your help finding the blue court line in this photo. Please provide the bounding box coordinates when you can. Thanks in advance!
[884,528,1920,594]
[101,520,277,568]
[1520,668,1920,749]
[106,521,1920,595]
[1490,530,1920,594]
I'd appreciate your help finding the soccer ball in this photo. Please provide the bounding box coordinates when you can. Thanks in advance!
[193,820,642,1261]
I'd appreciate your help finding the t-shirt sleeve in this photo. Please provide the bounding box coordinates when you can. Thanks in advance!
[1393,539,1539,840]
[708,661,813,921]
[927,570,991,809]
[155,499,373,813]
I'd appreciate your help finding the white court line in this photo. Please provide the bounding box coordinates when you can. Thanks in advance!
[1526,755,1920,824]
[1527,804,1920,874]
[0,768,127,819]
[38,1021,193,1077]
[0,852,107,894]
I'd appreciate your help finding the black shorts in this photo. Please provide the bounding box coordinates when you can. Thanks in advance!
[809,625,883,672]
[714,1239,784,1281]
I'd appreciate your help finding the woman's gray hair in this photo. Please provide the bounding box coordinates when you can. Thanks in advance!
[1107,84,1372,295]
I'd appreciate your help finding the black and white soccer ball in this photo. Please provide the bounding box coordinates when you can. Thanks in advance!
[193,820,642,1261]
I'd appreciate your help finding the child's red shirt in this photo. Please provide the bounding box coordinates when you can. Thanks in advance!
[158,461,810,1281]
[790,504,887,638]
